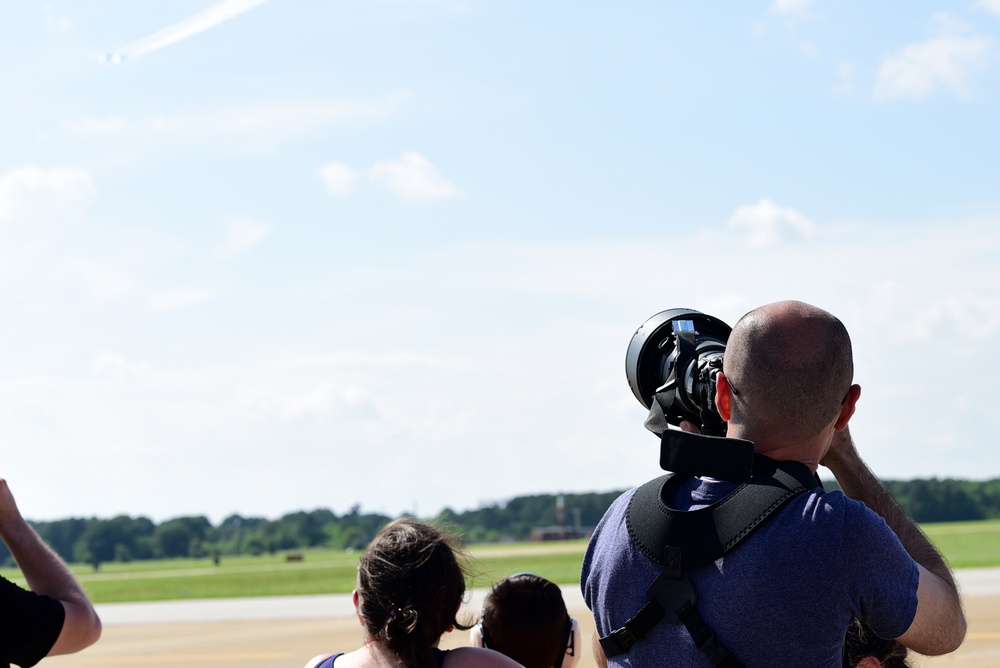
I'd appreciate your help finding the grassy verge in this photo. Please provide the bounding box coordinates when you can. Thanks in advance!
[923,519,1000,569]
[0,541,591,604]
[3,520,998,604]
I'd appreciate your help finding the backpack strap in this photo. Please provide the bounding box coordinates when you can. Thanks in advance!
[599,457,820,665]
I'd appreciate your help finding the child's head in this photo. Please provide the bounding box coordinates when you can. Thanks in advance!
[844,618,911,668]
[471,573,580,668]
[356,518,472,668]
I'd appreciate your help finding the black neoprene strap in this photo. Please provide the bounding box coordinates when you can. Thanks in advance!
[599,458,820,666]
[628,459,818,569]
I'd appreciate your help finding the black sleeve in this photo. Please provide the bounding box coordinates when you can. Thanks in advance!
[0,575,66,668]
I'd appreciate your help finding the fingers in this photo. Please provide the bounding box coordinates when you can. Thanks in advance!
[679,420,702,434]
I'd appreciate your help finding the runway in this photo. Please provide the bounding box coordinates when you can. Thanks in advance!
[43,569,1000,668]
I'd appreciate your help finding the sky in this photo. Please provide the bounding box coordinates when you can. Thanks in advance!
[2,1,999,524]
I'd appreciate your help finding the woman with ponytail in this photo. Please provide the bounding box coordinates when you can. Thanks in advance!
[305,518,521,668]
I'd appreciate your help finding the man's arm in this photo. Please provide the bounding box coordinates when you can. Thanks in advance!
[821,428,966,655]
[0,478,102,655]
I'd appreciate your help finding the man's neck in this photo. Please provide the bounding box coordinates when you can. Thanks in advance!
[726,427,825,473]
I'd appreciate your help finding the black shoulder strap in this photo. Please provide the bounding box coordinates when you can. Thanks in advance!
[600,458,820,666]
[628,458,818,569]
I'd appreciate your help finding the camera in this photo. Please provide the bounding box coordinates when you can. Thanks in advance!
[625,308,733,437]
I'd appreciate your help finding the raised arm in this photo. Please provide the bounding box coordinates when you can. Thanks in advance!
[821,428,966,655]
[0,478,102,655]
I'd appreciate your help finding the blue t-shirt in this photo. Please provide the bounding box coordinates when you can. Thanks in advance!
[582,477,919,668]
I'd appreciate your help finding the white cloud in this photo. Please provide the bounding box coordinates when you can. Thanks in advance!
[101,0,268,64]
[219,216,272,256]
[271,382,378,421]
[770,0,818,16]
[798,41,821,58]
[368,152,467,203]
[874,17,995,101]
[146,287,219,312]
[978,0,1000,17]
[42,3,73,33]
[69,259,135,304]
[0,166,95,224]
[63,117,125,135]
[727,198,815,248]
[59,94,409,151]
[93,351,149,379]
[317,162,361,197]
[0,168,139,306]
[832,60,858,96]
[6,215,1000,522]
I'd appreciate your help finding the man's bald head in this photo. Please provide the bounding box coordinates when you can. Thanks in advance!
[723,300,853,442]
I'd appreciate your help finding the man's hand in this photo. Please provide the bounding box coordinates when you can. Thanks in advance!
[0,478,24,530]
[820,425,857,472]
[678,420,701,434]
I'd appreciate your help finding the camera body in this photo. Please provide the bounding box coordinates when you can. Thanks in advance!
[625,308,733,437]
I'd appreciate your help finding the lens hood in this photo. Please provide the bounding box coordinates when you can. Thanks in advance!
[625,308,733,409]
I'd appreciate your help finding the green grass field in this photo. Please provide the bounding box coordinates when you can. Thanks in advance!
[0,540,591,604]
[922,519,1000,569]
[4,520,998,604]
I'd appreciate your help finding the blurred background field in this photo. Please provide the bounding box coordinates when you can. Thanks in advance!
[3,539,588,603]
[5,522,997,604]
[921,520,1000,569]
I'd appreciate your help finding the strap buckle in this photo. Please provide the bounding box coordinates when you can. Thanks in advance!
[645,546,697,624]
[600,625,638,656]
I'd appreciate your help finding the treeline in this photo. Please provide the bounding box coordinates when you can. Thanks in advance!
[3,478,999,568]
[885,478,1000,522]
[438,490,626,543]
[1,508,391,569]
[819,478,1000,523]
[439,478,1000,540]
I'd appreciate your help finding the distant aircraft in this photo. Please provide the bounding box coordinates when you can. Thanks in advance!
[98,0,267,65]
[97,53,127,65]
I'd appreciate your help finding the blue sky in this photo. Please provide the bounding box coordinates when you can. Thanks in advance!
[2,1,999,523]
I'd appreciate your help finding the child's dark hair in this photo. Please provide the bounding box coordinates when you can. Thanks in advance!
[843,618,911,668]
[481,573,570,668]
[356,518,473,668]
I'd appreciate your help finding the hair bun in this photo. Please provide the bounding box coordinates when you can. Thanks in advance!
[387,605,420,635]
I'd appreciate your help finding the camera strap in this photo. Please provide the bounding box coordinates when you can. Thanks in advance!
[598,458,820,667]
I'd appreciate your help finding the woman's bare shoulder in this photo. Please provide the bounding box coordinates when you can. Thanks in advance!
[445,646,524,667]
[304,654,334,668]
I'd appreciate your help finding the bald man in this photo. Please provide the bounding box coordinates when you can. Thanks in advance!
[582,301,965,667]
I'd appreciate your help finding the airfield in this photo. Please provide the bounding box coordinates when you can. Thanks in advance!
[43,567,1000,668]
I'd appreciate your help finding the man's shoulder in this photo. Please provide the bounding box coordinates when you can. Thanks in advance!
[798,487,890,530]
[595,486,640,527]
[583,486,647,574]
[585,478,885,568]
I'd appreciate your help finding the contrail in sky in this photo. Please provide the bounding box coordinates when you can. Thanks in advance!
[100,0,268,64]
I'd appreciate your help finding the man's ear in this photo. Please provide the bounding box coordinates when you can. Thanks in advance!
[854,657,881,668]
[834,384,861,430]
[715,372,732,422]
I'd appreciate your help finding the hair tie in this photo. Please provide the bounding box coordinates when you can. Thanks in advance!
[386,605,418,634]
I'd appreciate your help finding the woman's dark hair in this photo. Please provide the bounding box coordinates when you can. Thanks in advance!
[357,518,473,668]
[844,618,912,668]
